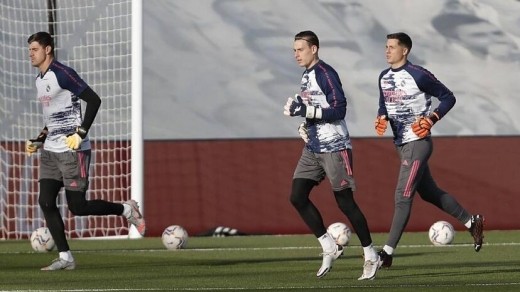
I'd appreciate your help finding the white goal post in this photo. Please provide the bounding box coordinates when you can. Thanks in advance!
[0,0,143,239]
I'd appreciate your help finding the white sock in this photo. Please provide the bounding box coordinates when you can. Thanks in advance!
[464,218,472,228]
[59,251,74,262]
[318,233,336,252]
[383,245,394,255]
[122,203,131,218]
[362,244,378,261]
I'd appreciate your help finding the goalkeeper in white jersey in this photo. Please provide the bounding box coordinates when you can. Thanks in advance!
[26,32,146,271]
[374,32,485,269]
[284,30,380,281]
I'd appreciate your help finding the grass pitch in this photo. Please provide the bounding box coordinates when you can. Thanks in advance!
[1,231,519,291]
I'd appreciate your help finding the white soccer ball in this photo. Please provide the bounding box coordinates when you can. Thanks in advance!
[30,227,55,252]
[327,222,352,246]
[429,221,455,246]
[162,225,188,250]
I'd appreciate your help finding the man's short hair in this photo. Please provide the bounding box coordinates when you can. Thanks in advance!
[387,32,412,52]
[295,30,319,48]
[27,32,54,56]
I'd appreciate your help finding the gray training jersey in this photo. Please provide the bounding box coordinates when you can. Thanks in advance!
[35,60,91,153]
[301,60,351,153]
[378,61,455,146]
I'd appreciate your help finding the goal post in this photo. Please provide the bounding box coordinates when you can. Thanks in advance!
[0,0,143,240]
[130,0,144,239]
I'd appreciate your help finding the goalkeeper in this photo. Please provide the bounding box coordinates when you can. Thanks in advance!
[374,32,484,270]
[284,30,380,281]
[26,32,146,271]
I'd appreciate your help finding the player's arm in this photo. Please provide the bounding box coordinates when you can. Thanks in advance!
[416,71,456,119]
[411,71,456,138]
[314,69,346,121]
[53,65,101,149]
[26,126,48,156]
[375,74,389,136]
[79,86,101,131]
[65,87,101,149]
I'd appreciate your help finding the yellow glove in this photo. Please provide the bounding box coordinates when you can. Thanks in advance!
[26,140,43,156]
[26,130,48,156]
[65,127,88,150]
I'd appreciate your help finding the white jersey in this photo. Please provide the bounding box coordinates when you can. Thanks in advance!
[36,60,90,152]
[301,60,351,153]
[378,61,456,145]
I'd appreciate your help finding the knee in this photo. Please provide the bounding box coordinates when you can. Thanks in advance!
[67,202,81,216]
[66,194,88,216]
[289,192,306,209]
[38,195,57,212]
[333,189,356,211]
[289,178,315,209]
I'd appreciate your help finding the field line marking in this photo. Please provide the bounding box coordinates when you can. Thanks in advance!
[2,241,520,254]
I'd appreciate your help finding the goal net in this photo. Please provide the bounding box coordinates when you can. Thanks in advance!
[0,0,139,240]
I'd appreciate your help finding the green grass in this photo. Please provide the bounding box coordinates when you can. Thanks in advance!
[1,231,519,291]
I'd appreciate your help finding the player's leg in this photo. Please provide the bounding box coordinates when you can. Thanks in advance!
[289,178,323,236]
[38,150,75,271]
[62,150,146,235]
[325,149,379,280]
[417,164,484,251]
[39,179,68,252]
[289,148,342,278]
[380,139,432,267]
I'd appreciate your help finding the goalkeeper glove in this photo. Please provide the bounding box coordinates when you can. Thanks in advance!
[411,112,440,138]
[374,115,388,136]
[26,130,48,156]
[283,94,321,119]
[65,127,88,150]
[298,121,309,143]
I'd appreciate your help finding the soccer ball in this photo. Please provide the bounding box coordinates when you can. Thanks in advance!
[327,222,352,246]
[30,227,55,252]
[162,225,188,250]
[429,221,455,246]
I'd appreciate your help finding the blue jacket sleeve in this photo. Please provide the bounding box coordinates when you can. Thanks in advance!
[314,67,346,121]
[377,70,388,117]
[414,68,456,118]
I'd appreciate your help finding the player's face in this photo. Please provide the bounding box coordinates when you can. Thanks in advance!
[293,39,317,69]
[28,41,50,69]
[385,39,407,68]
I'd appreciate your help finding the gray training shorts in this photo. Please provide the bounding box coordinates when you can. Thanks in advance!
[39,149,91,192]
[293,147,356,191]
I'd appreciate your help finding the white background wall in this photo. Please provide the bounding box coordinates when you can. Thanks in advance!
[142,0,520,139]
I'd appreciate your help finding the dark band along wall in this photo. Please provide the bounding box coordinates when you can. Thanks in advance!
[143,137,519,237]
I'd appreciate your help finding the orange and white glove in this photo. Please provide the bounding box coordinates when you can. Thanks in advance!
[411,113,440,138]
[374,115,388,136]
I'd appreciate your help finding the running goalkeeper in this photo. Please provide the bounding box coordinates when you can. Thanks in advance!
[27,32,146,271]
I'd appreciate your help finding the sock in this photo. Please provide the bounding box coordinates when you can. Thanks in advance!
[59,251,74,262]
[122,203,131,218]
[362,244,378,261]
[383,245,394,255]
[318,233,336,252]
[464,218,472,228]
